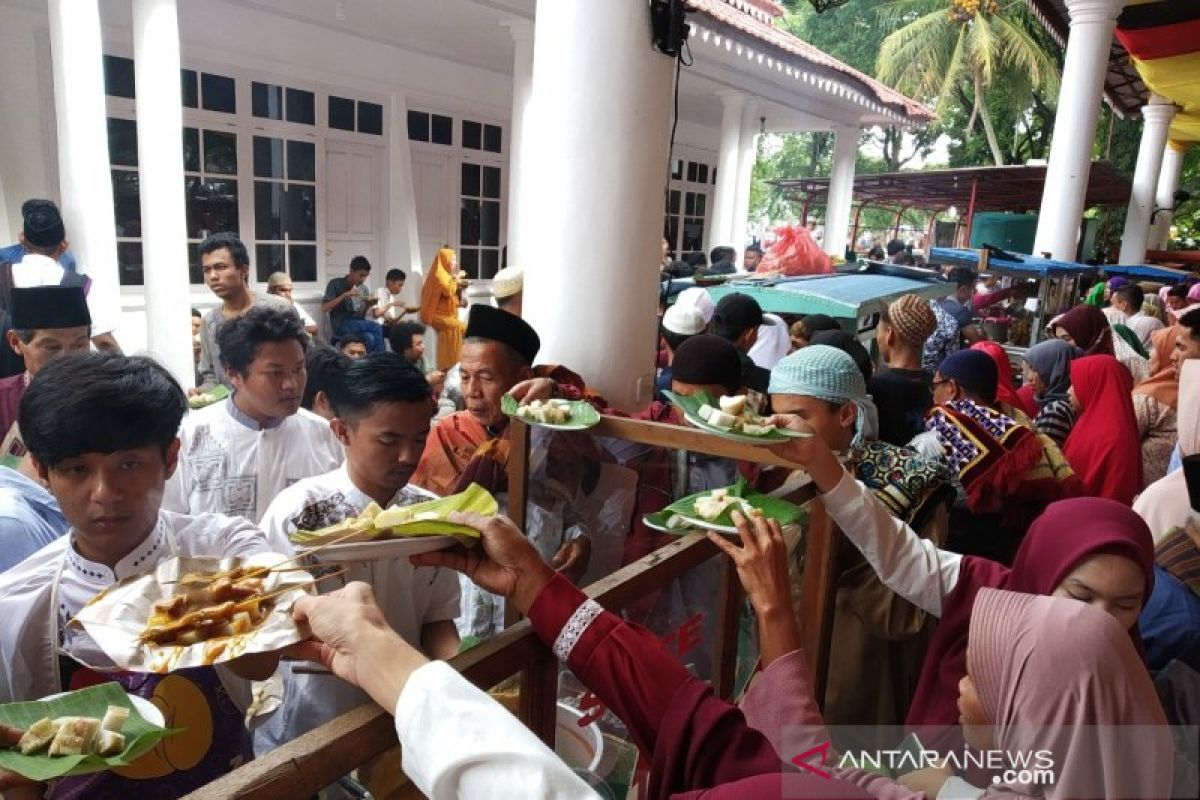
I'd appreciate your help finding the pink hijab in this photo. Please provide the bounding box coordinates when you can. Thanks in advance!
[968,589,1172,799]
[1134,359,1200,543]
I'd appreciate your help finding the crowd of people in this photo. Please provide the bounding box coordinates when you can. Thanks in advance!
[0,199,1197,800]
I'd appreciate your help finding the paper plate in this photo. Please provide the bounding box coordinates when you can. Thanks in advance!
[302,534,465,563]
[501,395,601,432]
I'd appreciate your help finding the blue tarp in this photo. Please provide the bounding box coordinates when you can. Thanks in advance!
[929,247,1096,278]
[1100,263,1194,283]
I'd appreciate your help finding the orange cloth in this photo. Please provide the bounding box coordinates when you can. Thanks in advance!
[411,410,491,497]
[420,248,465,370]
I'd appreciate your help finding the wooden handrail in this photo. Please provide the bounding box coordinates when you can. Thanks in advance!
[184,414,836,800]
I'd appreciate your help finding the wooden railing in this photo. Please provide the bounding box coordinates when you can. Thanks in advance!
[184,416,843,800]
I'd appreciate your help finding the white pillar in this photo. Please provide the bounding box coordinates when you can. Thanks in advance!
[824,126,858,258]
[47,0,122,343]
[132,0,193,387]
[1032,0,1125,260]
[521,0,674,409]
[729,100,759,252]
[1118,98,1176,264]
[709,91,745,250]
[1149,143,1186,251]
[385,92,423,286]
[503,20,536,270]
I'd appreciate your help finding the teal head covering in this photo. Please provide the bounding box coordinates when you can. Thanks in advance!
[769,344,869,444]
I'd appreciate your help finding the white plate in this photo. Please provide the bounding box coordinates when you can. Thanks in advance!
[40,692,165,728]
[640,514,694,534]
[300,535,465,563]
[680,411,813,444]
[670,513,742,535]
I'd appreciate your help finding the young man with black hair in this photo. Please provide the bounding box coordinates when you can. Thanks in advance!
[1113,283,1163,349]
[254,352,459,754]
[710,292,773,398]
[742,241,763,272]
[1166,284,1189,315]
[0,352,278,797]
[0,199,119,377]
[322,255,384,353]
[302,344,350,420]
[165,305,342,522]
[374,267,416,327]
[337,332,368,360]
[194,232,291,393]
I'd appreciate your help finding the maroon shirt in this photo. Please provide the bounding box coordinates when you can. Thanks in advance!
[0,373,25,436]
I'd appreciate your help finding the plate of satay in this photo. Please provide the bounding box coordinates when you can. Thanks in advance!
[501,394,601,432]
[289,483,496,563]
[70,553,319,674]
[0,682,176,780]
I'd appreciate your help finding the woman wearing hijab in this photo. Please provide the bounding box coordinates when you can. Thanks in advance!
[788,313,839,350]
[1135,360,1200,543]
[1051,303,1112,356]
[1022,339,1079,447]
[717,513,1171,800]
[1132,338,1184,487]
[418,247,466,370]
[970,341,1037,418]
[755,421,1157,750]
[1063,355,1143,504]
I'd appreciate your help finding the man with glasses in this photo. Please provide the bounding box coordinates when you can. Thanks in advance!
[267,271,319,337]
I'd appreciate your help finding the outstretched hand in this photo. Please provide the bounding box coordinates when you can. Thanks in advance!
[411,512,555,614]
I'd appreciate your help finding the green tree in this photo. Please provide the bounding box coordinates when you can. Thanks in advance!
[875,0,1059,166]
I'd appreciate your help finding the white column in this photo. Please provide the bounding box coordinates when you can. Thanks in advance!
[132,0,193,387]
[385,92,423,287]
[503,20,536,270]
[1148,142,1186,251]
[709,91,745,250]
[1032,0,1125,260]
[1118,98,1176,264]
[823,126,858,258]
[521,0,674,409]
[729,100,760,253]
[47,0,122,344]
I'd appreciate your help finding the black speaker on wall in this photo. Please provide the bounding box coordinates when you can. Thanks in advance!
[650,0,689,57]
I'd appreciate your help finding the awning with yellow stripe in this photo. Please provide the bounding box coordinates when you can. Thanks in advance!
[1115,1,1200,145]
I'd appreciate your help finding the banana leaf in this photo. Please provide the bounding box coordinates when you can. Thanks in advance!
[664,477,806,529]
[500,395,601,430]
[291,483,496,545]
[0,682,178,781]
[186,384,230,410]
[661,390,796,442]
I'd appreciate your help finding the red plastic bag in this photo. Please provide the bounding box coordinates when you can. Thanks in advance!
[760,225,833,276]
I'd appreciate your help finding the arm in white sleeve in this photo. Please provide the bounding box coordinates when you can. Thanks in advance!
[394,661,595,800]
[819,470,962,616]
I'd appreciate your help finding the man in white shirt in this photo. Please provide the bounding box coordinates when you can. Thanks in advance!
[0,352,278,797]
[255,351,460,753]
[1112,283,1164,350]
[164,305,342,522]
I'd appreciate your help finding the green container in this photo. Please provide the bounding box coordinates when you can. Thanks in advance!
[968,212,1038,253]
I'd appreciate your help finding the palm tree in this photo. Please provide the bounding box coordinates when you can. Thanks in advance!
[875,0,1059,166]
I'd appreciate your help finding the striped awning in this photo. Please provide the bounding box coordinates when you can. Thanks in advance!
[1115,1,1200,143]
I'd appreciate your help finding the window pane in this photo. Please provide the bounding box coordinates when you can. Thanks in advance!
[462,120,481,150]
[671,159,683,180]
[461,163,480,198]
[255,181,284,240]
[407,110,429,141]
[181,69,198,108]
[287,140,316,182]
[483,124,502,153]
[289,244,317,282]
[284,184,317,241]
[684,192,695,217]
[686,162,698,182]
[480,201,500,247]
[185,177,239,239]
[103,55,135,98]
[117,241,144,286]
[111,170,141,237]
[188,242,203,285]
[668,189,681,214]
[431,114,453,145]
[358,102,383,135]
[286,88,315,125]
[107,117,138,167]
[459,248,479,279]
[480,248,499,279]
[256,243,285,283]
[712,166,717,185]
[664,216,679,254]
[460,198,481,246]
[330,96,355,131]
[482,166,501,200]
[203,130,237,175]
[252,82,282,119]
[697,164,709,184]
[201,73,236,113]
[253,136,284,179]
[695,193,706,216]
[182,127,200,172]
[682,218,704,253]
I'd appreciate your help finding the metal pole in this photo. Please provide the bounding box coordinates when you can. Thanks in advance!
[850,204,865,249]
